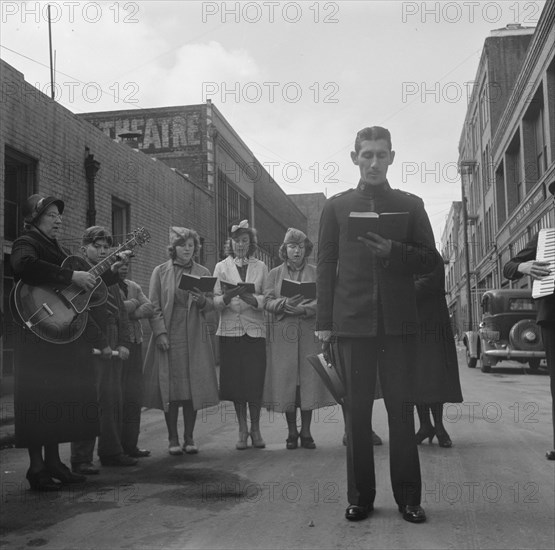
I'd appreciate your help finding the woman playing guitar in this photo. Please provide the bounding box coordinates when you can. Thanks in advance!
[10,194,128,491]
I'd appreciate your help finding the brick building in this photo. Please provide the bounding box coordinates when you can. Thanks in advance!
[0,60,308,388]
[445,3,555,333]
[79,102,307,266]
[287,192,327,260]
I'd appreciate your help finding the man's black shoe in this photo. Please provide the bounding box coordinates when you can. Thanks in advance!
[345,504,373,521]
[398,504,426,523]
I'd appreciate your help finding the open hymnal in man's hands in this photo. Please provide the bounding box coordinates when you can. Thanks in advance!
[347,211,409,242]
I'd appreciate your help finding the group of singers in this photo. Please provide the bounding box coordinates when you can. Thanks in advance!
[9,126,554,526]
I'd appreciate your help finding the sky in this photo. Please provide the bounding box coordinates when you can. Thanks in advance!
[0,0,548,243]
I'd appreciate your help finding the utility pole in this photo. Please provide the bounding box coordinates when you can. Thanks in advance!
[459,161,475,332]
[48,5,55,100]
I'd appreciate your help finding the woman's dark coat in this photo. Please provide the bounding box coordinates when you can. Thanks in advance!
[413,263,463,404]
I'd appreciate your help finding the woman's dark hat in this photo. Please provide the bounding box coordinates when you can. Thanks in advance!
[23,194,65,224]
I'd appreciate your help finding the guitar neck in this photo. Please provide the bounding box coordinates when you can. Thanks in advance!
[88,242,134,278]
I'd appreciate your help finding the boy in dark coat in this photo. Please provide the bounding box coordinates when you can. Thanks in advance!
[71,226,134,473]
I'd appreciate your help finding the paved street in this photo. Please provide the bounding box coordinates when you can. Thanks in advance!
[0,346,554,550]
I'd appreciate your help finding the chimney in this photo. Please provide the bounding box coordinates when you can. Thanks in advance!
[118,131,143,150]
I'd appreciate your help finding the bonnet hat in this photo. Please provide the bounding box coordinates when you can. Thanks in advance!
[169,226,189,246]
[23,194,65,225]
[283,227,308,244]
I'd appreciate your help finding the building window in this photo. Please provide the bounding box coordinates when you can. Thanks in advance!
[482,143,491,192]
[112,197,130,245]
[4,147,37,242]
[505,132,522,214]
[479,84,489,130]
[3,148,37,381]
[217,169,250,258]
[534,105,547,177]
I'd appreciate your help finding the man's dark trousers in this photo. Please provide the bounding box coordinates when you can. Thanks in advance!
[542,324,555,447]
[339,333,421,507]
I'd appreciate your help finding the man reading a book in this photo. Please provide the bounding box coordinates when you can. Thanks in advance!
[316,126,439,524]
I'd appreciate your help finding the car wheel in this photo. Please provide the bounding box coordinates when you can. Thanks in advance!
[528,359,541,371]
[480,352,491,373]
[466,347,477,368]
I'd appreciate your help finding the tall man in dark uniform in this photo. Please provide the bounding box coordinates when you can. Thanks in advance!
[316,126,439,523]
[503,180,555,460]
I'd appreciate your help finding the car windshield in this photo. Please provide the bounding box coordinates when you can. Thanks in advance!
[508,298,536,311]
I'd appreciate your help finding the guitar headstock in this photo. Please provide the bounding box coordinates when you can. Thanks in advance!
[129,228,150,247]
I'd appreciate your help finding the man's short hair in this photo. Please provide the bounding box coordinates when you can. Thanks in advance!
[81,225,113,247]
[354,126,392,153]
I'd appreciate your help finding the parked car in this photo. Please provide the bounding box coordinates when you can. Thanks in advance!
[463,289,546,373]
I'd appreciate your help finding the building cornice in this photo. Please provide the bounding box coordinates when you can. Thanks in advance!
[492,3,555,158]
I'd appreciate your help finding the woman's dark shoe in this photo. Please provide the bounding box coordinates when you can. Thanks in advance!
[26,469,60,492]
[546,450,555,460]
[345,504,373,521]
[435,428,452,448]
[286,433,299,450]
[72,462,100,475]
[47,463,86,484]
[398,504,426,523]
[300,436,316,449]
[415,425,436,444]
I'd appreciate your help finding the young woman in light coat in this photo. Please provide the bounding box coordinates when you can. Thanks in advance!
[143,227,219,455]
[263,228,335,449]
[212,220,269,450]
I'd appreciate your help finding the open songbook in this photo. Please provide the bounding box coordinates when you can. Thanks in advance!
[220,281,256,294]
[347,211,409,242]
[280,279,316,300]
[179,273,218,293]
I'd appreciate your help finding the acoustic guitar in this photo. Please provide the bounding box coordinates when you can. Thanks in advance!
[11,228,150,344]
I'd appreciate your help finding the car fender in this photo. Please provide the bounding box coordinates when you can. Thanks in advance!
[463,330,479,359]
